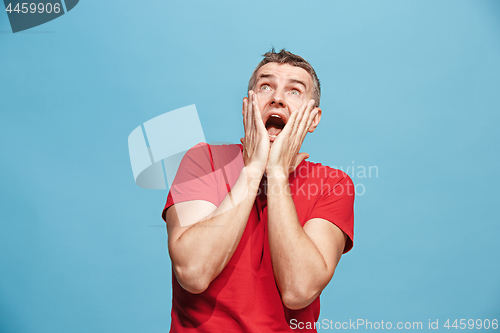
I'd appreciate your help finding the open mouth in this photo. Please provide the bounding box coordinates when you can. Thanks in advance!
[265,114,286,139]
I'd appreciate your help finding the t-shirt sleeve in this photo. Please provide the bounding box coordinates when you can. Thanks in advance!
[309,171,355,253]
[162,143,219,222]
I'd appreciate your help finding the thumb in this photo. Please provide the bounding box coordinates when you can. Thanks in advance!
[291,153,309,173]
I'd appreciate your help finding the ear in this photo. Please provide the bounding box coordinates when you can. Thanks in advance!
[308,107,322,133]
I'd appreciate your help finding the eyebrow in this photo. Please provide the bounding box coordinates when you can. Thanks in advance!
[257,74,276,81]
[288,78,307,90]
[256,74,308,90]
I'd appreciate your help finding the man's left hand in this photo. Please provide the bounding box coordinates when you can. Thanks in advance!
[267,99,319,178]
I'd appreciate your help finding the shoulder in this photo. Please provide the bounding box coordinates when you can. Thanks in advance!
[298,161,355,253]
[180,142,240,164]
[202,143,243,169]
[181,142,211,160]
[207,143,242,156]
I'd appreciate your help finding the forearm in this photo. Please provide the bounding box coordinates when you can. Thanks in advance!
[169,166,262,293]
[267,173,330,308]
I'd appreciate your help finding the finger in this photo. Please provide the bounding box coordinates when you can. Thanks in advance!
[249,92,257,141]
[291,100,309,138]
[298,111,315,146]
[280,109,299,137]
[252,91,260,127]
[252,94,266,133]
[242,97,248,129]
[247,92,257,143]
[303,107,319,136]
[306,108,319,131]
[245,96,253,140]
[295,99,315,140]
[247,91,253,132]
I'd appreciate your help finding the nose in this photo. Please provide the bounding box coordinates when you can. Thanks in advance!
[270,90,285,108]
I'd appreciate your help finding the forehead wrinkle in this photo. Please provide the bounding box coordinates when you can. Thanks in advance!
[256,73,277,81]
[257,74,309,91]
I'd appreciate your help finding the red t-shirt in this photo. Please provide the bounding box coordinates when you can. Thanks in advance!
[162,143,354,333]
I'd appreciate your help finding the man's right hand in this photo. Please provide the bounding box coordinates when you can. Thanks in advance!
[166,91,270,294]
[167,98,268,293]
[241,90,269,178]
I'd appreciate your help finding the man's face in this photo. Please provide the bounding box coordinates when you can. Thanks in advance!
[250,63,321,142]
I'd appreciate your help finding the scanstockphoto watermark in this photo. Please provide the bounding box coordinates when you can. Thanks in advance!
[290,319,499,331]
[290,319,424,330]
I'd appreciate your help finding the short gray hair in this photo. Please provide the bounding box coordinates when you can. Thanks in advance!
[248,48,321,107]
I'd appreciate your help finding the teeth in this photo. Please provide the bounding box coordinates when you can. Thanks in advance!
[271,115,281,119]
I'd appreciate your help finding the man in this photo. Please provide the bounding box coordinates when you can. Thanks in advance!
[162,49,354,332]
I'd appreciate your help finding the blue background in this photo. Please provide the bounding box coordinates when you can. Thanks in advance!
[1,1,499,332]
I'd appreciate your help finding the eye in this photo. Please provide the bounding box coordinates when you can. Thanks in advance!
[289,89,300,96]
[260,84,271,91]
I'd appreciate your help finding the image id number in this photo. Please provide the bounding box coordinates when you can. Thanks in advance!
[5,2,61,14]
[444,319,498,330]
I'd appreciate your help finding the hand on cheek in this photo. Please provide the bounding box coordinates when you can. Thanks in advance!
[240,91,270,177]
[267,99,319,177]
